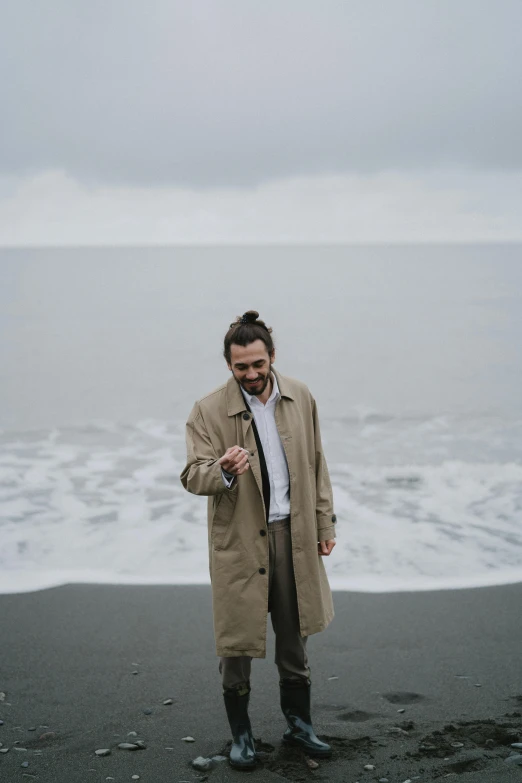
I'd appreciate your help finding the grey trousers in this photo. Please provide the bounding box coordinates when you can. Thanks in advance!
[219,516,310,691]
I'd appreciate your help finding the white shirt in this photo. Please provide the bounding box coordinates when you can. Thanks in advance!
[222,373,291,522]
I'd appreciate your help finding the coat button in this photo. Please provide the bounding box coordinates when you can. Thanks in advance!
[331,514,337,523]
[243,412,250,420]
[260,530,266,536]
[258,567,266,574]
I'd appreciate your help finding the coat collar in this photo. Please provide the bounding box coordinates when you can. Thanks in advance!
[226,368,294,416]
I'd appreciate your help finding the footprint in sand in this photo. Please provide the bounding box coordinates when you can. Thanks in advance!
[382,691,427,705]
[337,709,379,722]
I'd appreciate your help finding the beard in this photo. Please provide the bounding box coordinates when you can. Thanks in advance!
[239,364,272,396]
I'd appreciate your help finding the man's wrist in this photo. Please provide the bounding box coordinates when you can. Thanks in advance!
[221,467,236,488]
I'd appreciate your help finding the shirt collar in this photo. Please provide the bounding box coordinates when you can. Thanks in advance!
[240,372,280,406]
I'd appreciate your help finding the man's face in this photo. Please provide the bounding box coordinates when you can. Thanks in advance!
[227,339,275,396]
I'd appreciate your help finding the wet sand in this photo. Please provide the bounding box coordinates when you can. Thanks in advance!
[1,581,522,782]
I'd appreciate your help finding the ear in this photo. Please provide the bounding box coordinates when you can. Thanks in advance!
[226,361,233,372]
[270,349,276,364]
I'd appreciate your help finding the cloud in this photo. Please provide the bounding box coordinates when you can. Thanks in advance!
[1,1,521,188]
[1,168,521,245]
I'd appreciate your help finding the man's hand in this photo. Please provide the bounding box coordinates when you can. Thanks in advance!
[318,539,336,556]
[219,446,250,476]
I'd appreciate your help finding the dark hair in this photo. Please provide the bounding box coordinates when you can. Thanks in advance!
[223,310,275,364]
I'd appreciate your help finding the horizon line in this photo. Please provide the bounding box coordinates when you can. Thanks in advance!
[1,239,522,250]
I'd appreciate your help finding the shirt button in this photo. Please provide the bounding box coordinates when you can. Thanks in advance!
[260,530,266,536]
[331,514,337,522]
[258,567,266,575]
[243,413,250,420]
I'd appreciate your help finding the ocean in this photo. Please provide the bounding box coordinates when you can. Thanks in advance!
[1,245,521,594]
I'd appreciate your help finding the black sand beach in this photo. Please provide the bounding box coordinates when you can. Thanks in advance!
[1,582,522,782]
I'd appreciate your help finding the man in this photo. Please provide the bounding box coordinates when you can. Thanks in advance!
[180,310,336,770]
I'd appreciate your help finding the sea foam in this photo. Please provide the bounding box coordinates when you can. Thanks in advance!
[1,415,521,595]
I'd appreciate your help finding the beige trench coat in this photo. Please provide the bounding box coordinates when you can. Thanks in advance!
[180,369,336,658]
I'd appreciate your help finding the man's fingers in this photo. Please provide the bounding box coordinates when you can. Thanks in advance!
[229,452,249,470]
[318,539,336,556]
[218,446,242,465]
[218,452,232,465]
[219,446,250,474]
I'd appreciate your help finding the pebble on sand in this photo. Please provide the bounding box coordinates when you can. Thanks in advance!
[306,758,319,769]
[505,754,522,766]
[117,742,141,750]
[364,764,375,770]
[192,756,216,771]
[182,736,196,742]
[163,698,174,705]
[95,749,111,756]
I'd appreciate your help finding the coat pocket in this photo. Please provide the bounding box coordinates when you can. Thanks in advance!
[211,486,239,550]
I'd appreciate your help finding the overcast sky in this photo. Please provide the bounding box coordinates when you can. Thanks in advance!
[1,0,521,244]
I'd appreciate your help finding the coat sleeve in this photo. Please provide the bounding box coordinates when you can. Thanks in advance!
[311,395,337,542]
[180,402,231,496]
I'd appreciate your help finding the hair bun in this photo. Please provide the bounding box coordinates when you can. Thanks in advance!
[228,310,272,333]
[241,310,259,324]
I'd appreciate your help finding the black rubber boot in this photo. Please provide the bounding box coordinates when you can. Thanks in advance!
[280,678,331,757]
[223,684,257,770]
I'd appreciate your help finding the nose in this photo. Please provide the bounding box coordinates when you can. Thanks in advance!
[245,370,258,380]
